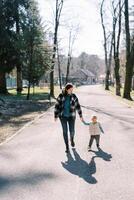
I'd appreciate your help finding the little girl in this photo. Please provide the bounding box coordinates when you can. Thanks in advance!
[82,115,104,151]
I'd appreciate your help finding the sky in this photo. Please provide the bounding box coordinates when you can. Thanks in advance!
[37,0,133,58]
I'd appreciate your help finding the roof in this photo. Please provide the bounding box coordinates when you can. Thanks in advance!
[80,69,95,77]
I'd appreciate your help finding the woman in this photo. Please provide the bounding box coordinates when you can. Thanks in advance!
[54,83,83,153]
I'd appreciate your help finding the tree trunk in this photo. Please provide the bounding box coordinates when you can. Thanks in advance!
[50,49,56,97]
[123,0,133,100]
[27,81,31,100]
[114,0,122,97]
[100,0,111,91]
[132,77,134,90]
[27,38,34,100]
[123,58,133,100]
[114,57,121,96]
[57,54,62,89]
[17,65,23,94]
[50,0,64,97]
[33,83,35,95]
[50,23,58,97]
[56,43,62,89]
[66,54,71,84]
[15,2,23,95]
[0,72,8,94]
[0,72,7,94]
[130,38,134,90]
[50,0,58,97]
[105,70,110,90]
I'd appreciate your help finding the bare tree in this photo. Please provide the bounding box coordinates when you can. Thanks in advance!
[50,0,64,97]
[65,25,79,84]
[57,42,62,89]
[123,0,133,100]
[100,0,113,90]
[130,36,134,90]
[66,31,72,84]
[112,0,124,96]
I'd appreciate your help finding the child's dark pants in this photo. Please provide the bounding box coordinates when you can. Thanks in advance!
[89,135,100,148]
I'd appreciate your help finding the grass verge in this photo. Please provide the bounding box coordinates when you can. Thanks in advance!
[107,86,134,108]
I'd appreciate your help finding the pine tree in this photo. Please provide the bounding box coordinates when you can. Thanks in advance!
[0,0,17,93]
[22,0,50,100]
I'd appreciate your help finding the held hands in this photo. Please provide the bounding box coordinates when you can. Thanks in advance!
[80,117,84,122]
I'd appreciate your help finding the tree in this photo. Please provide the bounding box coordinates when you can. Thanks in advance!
[130,35,134,90]
[50,0,64,97]
[112,0,124,96]
[57,43,62,89]
[0,0,50,96]
[77,52,101,76]
[65,25,79,84]
[0,0,31,94]
[123,0,133,100]
[100,0,113,90]
[22,0,50,100]
[13,0,29,94]
[0,0,17,94]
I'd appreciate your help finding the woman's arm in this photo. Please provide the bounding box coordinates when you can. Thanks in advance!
[75,95,83,118]
[54,95,61,119]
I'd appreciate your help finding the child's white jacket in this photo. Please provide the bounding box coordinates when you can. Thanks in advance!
[83,121,104,135]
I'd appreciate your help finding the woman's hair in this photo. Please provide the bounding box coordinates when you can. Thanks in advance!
[92,115,97,119]
[65,83,73,90]
[63,83,73,95]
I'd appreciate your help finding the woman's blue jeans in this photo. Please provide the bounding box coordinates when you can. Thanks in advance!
[59,117,75,148]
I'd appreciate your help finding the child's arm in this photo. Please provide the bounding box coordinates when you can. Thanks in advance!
[99,123,104,133]
[82,120,90,126]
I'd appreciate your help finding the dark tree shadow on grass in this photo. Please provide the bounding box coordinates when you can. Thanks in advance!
[0,101,53,128]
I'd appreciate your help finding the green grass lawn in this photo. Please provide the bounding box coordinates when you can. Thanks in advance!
[109,86,134,107]
[0,86,62,101]
[6,85,77,100]
[1,87,49,101]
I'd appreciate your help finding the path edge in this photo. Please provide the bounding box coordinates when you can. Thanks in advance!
[0,106,54,147]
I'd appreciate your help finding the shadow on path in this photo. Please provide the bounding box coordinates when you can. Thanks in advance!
[0,171,56,192]
[61,148,112,184]
[91,148,112,161]
[61,149,97,184]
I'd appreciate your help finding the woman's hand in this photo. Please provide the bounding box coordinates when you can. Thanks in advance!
[80,117,84,122]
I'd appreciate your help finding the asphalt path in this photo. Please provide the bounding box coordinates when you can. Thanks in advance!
[0,85,134,200]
